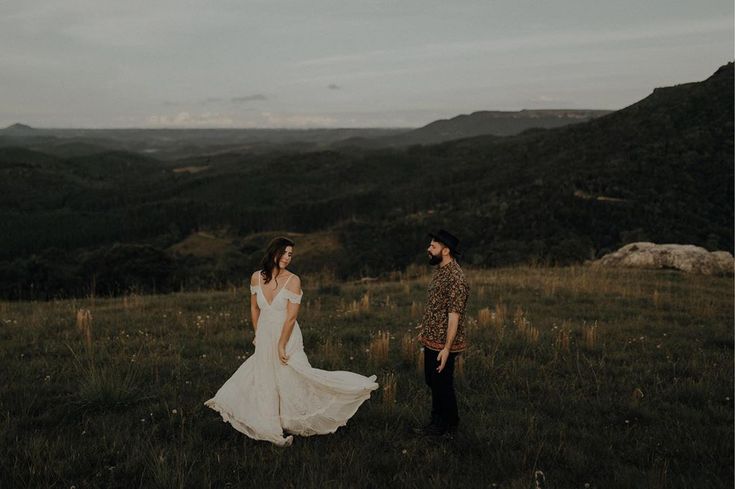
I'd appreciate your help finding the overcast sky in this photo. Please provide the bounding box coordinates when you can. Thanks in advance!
[1,0,732,128]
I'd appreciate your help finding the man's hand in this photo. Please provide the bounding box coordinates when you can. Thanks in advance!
[436,348,450,373]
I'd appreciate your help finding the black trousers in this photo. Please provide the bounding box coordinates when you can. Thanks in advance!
[423,348,459,427]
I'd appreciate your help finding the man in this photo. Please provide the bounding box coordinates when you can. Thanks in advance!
[415,229,470,436]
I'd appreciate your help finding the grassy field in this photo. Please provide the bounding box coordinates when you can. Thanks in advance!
[1,266,732,489]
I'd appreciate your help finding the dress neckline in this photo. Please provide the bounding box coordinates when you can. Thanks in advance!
[258,271,293,307]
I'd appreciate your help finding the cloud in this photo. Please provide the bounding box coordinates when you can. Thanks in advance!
[146,111,235,127]
[146,110,339,128]
[259,112,337,128]
[328,84,341,90]
[293,17,733,69]
[231,94,267,103]
[161,95,267,107]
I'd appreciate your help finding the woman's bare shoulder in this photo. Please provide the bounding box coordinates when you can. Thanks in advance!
[285,272,301,292]
[250,270,262,286]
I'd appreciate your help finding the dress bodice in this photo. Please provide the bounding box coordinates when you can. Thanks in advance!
[250,273,302,313]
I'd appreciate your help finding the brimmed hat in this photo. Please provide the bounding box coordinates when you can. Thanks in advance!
[428,229,462,257]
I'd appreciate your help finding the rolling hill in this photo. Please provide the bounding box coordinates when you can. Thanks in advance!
[0,63,731,298]
[335,109,611,148]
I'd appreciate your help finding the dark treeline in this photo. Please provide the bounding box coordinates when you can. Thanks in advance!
[0,63,732,300]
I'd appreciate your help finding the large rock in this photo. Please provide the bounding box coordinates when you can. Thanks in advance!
[592,242,734,275]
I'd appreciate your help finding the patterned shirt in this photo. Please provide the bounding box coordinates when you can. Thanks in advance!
[418,259,470,352]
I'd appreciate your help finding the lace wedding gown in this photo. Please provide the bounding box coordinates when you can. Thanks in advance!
[204,273,379,447]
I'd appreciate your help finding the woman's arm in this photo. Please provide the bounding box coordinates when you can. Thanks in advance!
[278,275,302,365]
[250,272,261,343]
[250,293,260,331]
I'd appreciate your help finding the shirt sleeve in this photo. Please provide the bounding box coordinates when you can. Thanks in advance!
[447,278,469,314]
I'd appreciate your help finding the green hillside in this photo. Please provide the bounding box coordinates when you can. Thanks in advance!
[336,109,612,148]
[1,267,732,487]
[0,63,732,298]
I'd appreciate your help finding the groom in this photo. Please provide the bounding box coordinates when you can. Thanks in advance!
[415,229,470,436]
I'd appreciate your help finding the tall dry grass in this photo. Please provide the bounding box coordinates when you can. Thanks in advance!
[75,308,93,353]
[513,306,539,344]
[400,332,418,367]
[381,372,397,407]
[345,292,371,317]
[582,321,599,350]
[369,330,390,365]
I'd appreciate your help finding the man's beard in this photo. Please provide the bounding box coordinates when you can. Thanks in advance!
[428,252,442,265]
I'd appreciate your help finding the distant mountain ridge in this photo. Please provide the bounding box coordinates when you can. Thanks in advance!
[335,109,612,148]
[0,126,408,160]
[3,123,35,134]
[0,109,612,156]
[0,63,731,298]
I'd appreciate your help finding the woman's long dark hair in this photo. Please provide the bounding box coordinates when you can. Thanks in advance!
[259,237,295,285]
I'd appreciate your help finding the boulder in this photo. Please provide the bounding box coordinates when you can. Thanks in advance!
[591,242,734,275]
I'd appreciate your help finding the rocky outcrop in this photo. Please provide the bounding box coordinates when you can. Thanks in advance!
[591,242,734,275]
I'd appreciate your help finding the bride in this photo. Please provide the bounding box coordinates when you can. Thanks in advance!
[204,237,379,447]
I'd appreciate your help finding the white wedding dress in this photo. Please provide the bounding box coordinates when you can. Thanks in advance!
[204,273,379,447]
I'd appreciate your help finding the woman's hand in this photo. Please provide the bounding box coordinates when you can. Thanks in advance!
[252,337,257,346]
[278,344,289,365]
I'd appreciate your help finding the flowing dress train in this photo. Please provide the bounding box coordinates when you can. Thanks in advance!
[204,273,378,446]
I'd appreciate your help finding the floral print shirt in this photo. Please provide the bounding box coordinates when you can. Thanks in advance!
[418,259,470,352]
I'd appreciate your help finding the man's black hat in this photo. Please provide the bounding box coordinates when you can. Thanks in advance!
[428,229,462,257]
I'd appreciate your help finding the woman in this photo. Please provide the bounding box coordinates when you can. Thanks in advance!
[204,237,378,447]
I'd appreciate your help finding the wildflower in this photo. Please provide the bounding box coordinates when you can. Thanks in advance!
[401,449,407,454]
[172,409,178,414]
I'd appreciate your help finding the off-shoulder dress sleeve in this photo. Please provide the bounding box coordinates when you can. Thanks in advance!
[283,288,303,304]
[249,284,259,295]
